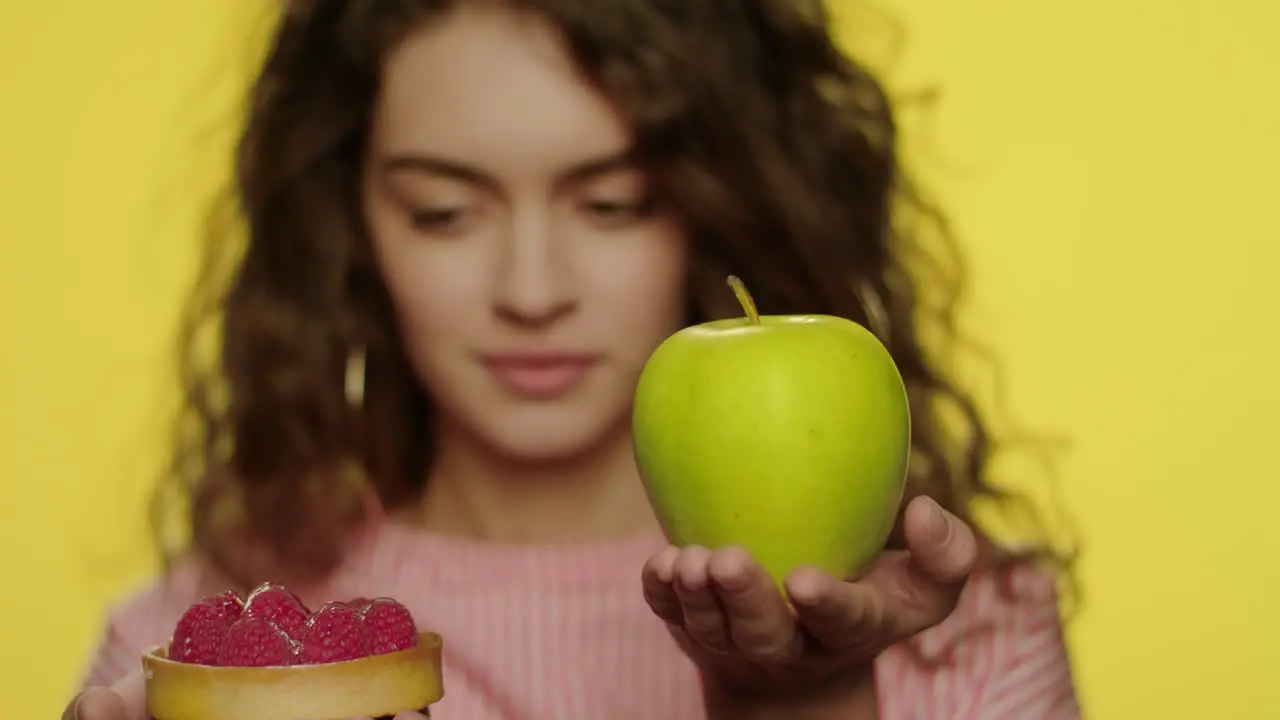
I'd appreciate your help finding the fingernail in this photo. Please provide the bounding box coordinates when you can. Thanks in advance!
[70,693,85,720]
[787,581,820,606]
[927,498,951,543]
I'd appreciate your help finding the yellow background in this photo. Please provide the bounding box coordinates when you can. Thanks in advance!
[1,0,1275,716]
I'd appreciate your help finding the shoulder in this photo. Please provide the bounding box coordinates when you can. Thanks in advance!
[99,555,219,651]
[79,555,222,688]
[876,563,1081,719]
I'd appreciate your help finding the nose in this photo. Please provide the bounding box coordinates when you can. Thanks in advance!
[492,209,577,328]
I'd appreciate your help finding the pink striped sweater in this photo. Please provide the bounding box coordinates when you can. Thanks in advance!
[81,523,1080,718]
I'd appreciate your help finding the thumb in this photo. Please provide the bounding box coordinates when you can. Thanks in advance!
[64,689,125,720]
[67,672,146,720]
[898,496,978,620]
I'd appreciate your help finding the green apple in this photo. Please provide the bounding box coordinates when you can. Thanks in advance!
[632,276,911,584]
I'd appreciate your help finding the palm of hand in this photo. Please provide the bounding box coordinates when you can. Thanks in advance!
[641,496,979,701]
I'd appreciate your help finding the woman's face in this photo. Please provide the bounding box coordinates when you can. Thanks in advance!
[362,5,689,463]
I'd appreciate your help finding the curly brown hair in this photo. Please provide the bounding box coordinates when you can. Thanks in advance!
[155,0,1074,595]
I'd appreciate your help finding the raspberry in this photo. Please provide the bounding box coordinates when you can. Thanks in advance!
[217,617,294,667]
[361,598,418,655]
[206,590,244,617]
[169,592,243,665]
[243,583,310,640]
[298,602,371,664]
[167,584,422,668]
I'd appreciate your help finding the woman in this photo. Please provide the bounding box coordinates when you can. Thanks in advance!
[68,0,1078,717]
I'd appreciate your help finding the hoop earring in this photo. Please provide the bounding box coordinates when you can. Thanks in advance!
[345,346,367,409]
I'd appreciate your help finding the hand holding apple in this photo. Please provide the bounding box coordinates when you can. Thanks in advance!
[634,276,975,710]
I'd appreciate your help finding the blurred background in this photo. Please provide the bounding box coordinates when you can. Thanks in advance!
[1,0,1276,716]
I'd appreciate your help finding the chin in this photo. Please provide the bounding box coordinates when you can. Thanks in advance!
[481,405,628,466]
[488,427,613,465]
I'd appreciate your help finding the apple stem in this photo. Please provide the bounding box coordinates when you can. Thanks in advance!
[726,275,761,325]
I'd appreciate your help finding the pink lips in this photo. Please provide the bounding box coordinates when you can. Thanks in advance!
[481,352,599,398]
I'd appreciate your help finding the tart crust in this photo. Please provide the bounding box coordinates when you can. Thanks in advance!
[143,632,443,720]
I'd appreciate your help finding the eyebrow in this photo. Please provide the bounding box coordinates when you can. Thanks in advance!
[377,149,637,191]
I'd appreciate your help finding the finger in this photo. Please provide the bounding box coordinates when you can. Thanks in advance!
[112,672,146,720]
[708,546,801,663]
[67,686,130,720]
[902,496,978,588]
[787,566,888,655]
[672,546,731,651]
[641,546,683,626]
[61,694,82,720]
[841,496,979,640]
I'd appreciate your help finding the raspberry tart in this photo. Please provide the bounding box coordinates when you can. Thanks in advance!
[143,583,443,720]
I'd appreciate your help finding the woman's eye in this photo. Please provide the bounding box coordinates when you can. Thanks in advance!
[582,197,653,223]
[586,200,630,215]
[409,207,466,233]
